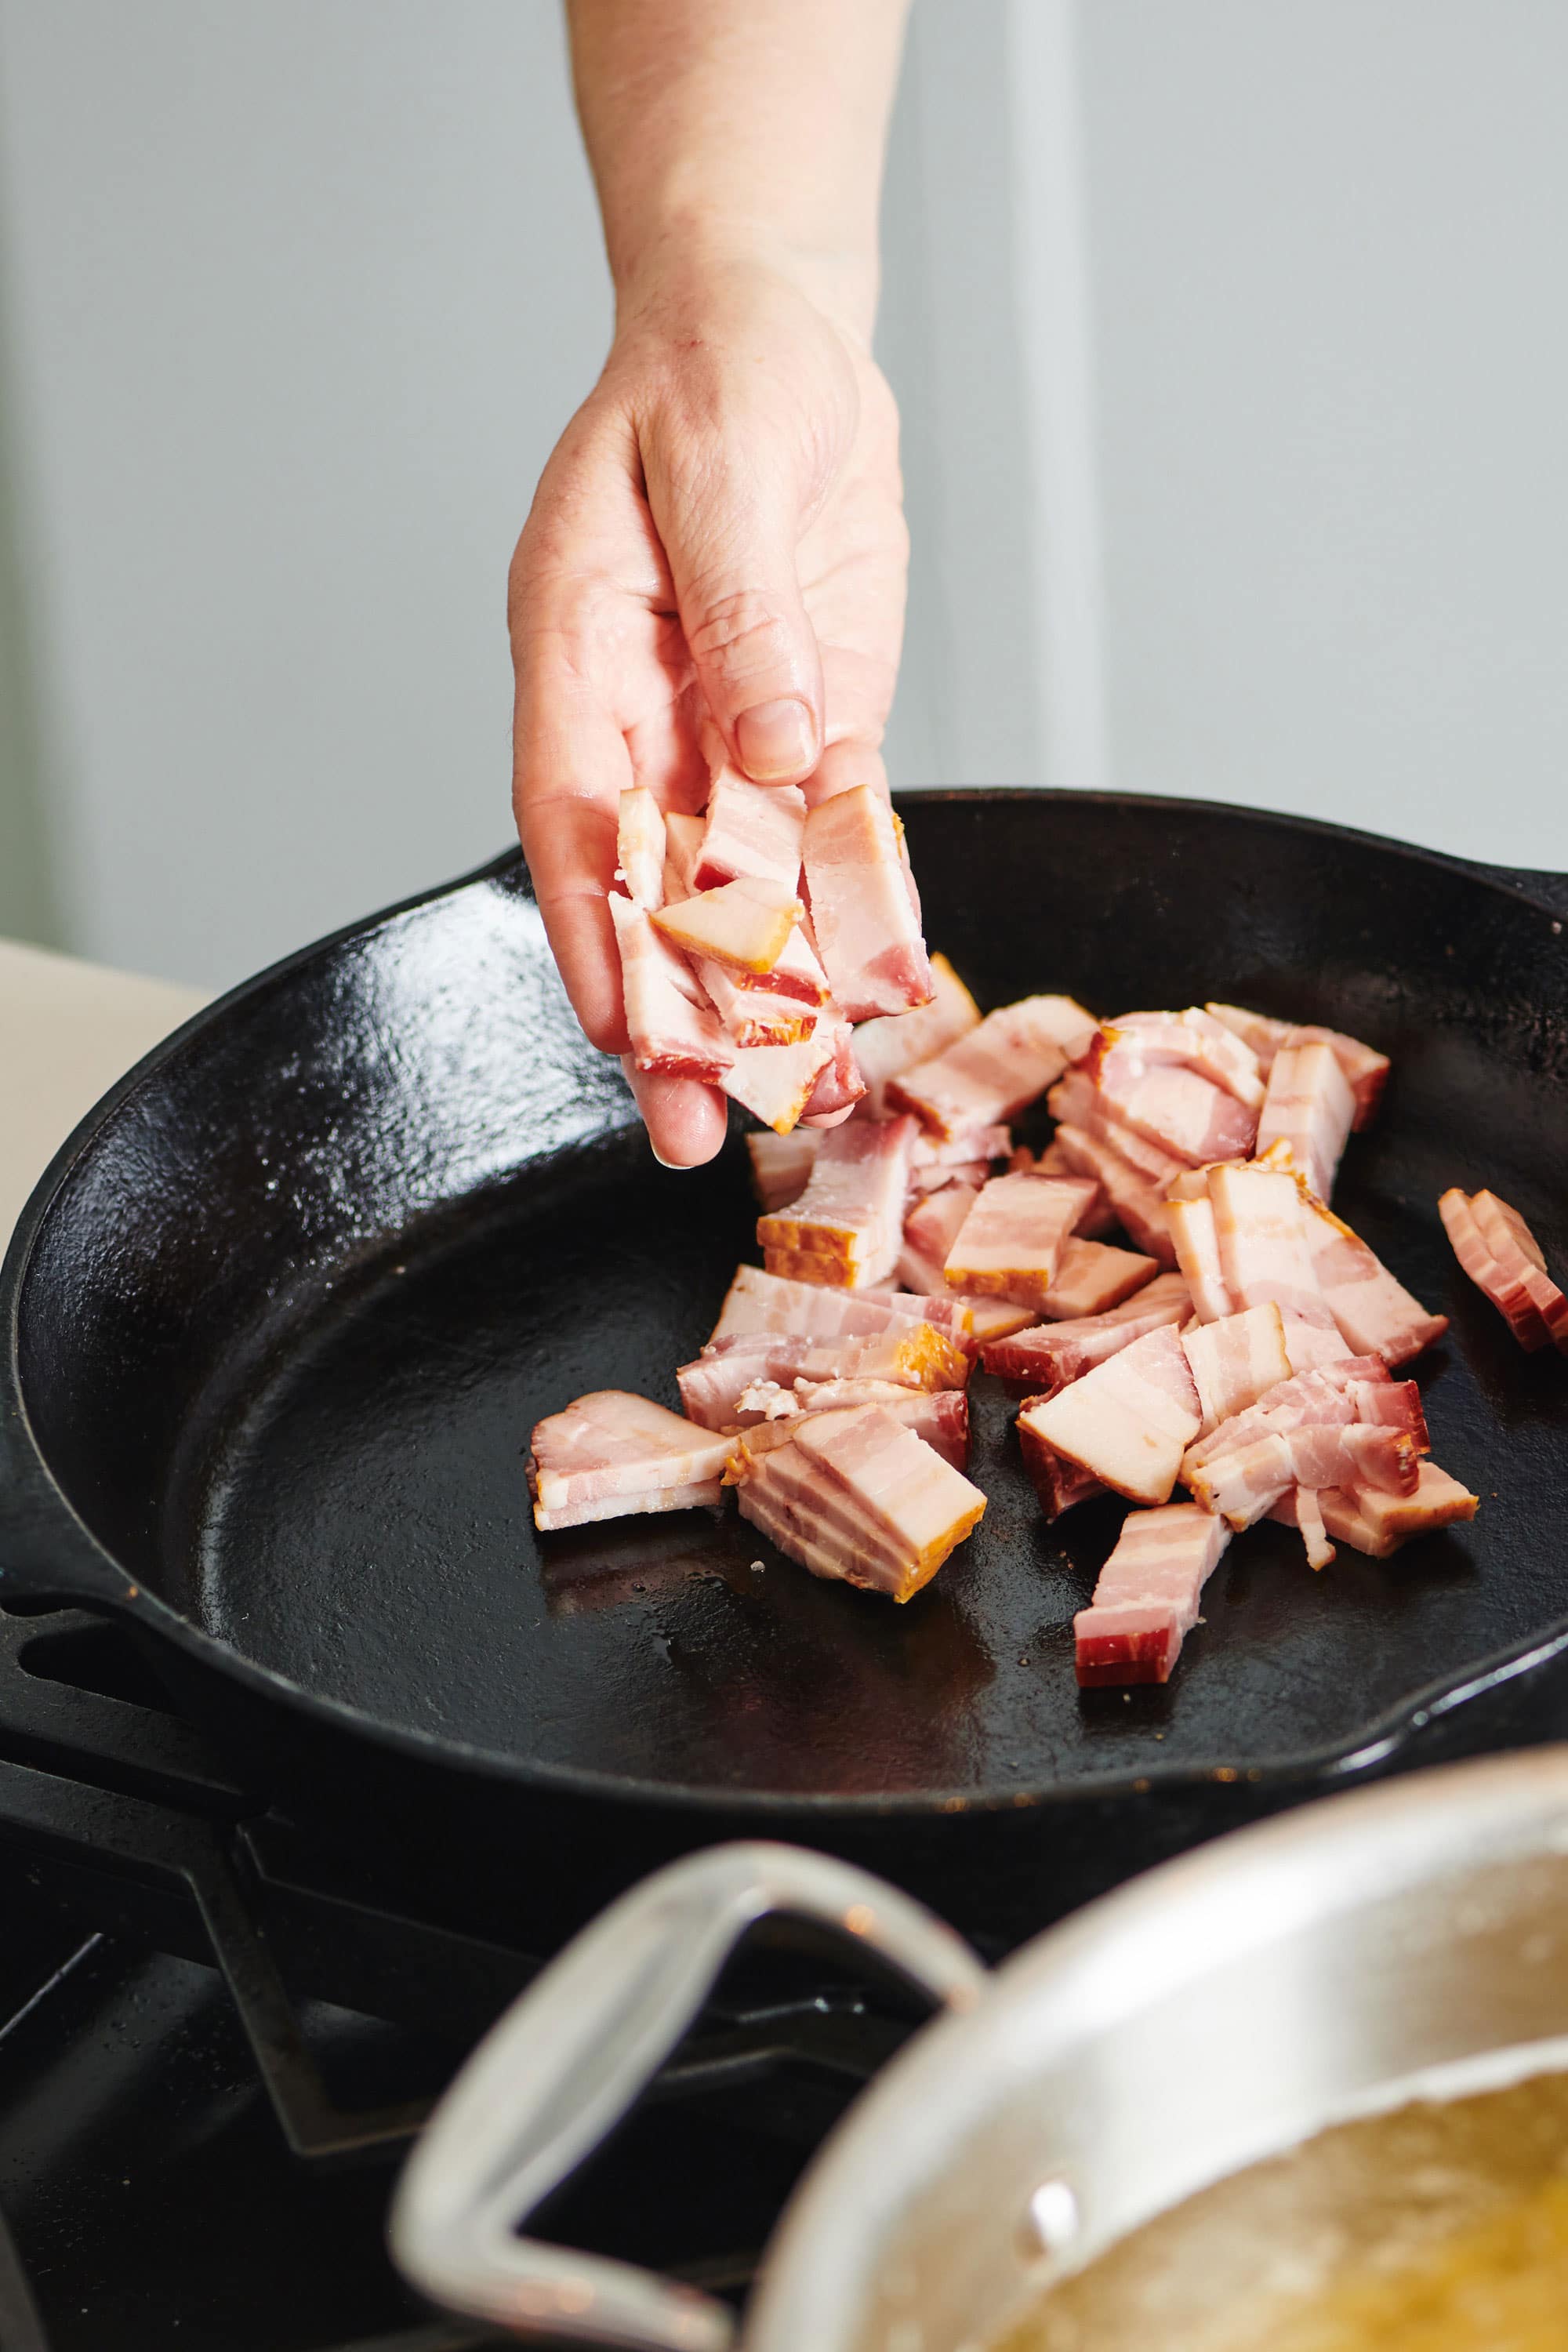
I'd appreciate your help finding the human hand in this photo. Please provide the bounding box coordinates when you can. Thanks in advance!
[510,257,908,1168]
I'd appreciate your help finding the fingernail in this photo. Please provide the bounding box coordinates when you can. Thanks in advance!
[736,698,816,782]
[650,1139,677,1169]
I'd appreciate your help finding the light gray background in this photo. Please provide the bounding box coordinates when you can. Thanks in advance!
[0,0,1562,988]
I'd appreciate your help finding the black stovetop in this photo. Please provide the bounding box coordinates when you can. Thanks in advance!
[0,1600,913,2351]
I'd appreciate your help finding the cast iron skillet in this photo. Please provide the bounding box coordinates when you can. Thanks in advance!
[3,793,1567,1955]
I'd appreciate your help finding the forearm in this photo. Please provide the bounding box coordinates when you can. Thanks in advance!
[565,0,909,339]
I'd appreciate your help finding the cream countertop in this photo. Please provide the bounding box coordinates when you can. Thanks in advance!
[0,938,208,1253]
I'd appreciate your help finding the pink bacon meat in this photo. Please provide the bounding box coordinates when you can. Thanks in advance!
[679,1320,967,1432]
[528,1392,731,1531]
[1189,1424,1419,1530]
[706,1262,975,1351]
[802,786,935,1019]
[1318,1463,1479,1558]
[1104,1007,1265,1109]
[653,876,803,976]
[1035,1237,1160,1320]
[702,959,819,1050]
[1082,1033,1258,1166]
[1180,1305,1294,1434]
[615,786,666,908]
[852,953,982,1117]
[982,1272,1191,1392]
[800,1012,869,1123]
[942,1171,1100,1308]
[1166,1195,1234,1323]
[1047,1069,1190,1191]
[722,1031,835,1136]
[757,1114,917,1288]
[609,895,734,1083]
[1295,1184,1449,1366]
[891,996,1097,1140]
[1205,1004,1390,1131]
[692,771,806,893]
[1016,1415,1107,1519]
[1439,1187,1568,1352]
[736,1380,971,1470]
[1268,1486,1336,1572]
[1047,1123,1175,1266]
[1016,1323,1202,1507]
[1073,1503,1233,1686]
[1254,1037,1356,1203]
[730,1404,987,1601]
[1208,1163,1341,1338]
[898,1178,982,1296]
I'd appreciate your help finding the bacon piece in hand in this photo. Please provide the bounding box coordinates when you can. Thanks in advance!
[528,1392,731,1530]
[653,877,804,975]
[701,959,819,1050]
[1181,1304,1294,1433]
[757,1114,917,1288]
[1255,1039,1356,1202]
[982,1272,1191,1392]
[801,786,934,1019]
[1439,1187,1568,1352]
[693,771,806,892]
[746,921,830,1006]
[609,897,733,1083]
[1318,1463,1479,1557]
[942,1171,1100,1308]
[730,1404,986,1600]
[615,786,666,909]
[891,997,1096,1139]
[662,809,705,901]
[1017,1323,1202,1506]
[1073,1502,1232,1686]
[723,1031,835,1135]
[852,953,982,1116]
[1205,1004,1390,1130]
[800,1011,869,1123]
[1048,1123,1176,1266]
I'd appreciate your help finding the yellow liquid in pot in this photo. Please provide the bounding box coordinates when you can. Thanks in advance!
[998,2067,1568,2352]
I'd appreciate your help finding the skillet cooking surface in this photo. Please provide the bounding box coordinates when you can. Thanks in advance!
[13,795,1568,1812]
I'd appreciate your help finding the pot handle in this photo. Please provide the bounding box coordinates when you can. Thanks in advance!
[389,1840,987,2351]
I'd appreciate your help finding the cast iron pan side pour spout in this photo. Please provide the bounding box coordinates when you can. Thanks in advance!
[2,792,1567,1957]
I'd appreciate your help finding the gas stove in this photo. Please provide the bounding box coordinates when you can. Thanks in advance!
[0,1599,916,2351]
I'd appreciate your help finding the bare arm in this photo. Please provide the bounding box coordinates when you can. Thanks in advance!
[512,0,909,1166]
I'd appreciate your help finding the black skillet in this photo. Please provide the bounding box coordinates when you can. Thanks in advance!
[3,793,1568,1955]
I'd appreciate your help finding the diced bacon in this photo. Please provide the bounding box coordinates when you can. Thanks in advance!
[898,1179,982,1295]
[800,1012,869,1122]
[1035,1139,1117,1236]
[701,958,819,1049]
[1048,1123,1175,1265]
[731,1405,986,1601]
[801,786,934,1019]
[748,921,831,1006]
[1187,1432,1295,1527]
[982,1273,1192,1392]
[1015,1410,1108,1518]
[615,786,666,909]
[738,1380,970,1470]
[1181,1305,1293,1433]
[1280,1318,1361,1374]
[916,1123,1011,1171]
[723,1030,835,1135]
[692,771,807,893]
[1083,1034,1258,1165]
[609,895,734,1083]
[679,1320,967,1430]
[1017,1323,1202,1506]
[1036,1238,1160,1320]
[1318,1463,1479,1558]
[909,1158,992,1196]
[1047,1070,1191,1190]
[852,953,982,1116]
[707,1264,975,1349]
[1347,1377,1429,1448]
[1208,1163,1339,1333]
[662,809,706,900]
[757,1115,916,1288]
[528,1391,732,1530]
[1204,1004,1389,1130]
[942,1172,1100,1308]
[959,1298,1040,1345]
[1073,1503,1232,1686]
[1255,1040,1356,1202]
[1167,1196,1235,1324]
[1441,1187,1568,1352]
[746,1131,818,1212]
[1280,1424,1420,1497]
[653,877,804,975]
[1268,1486,1336,1572]
[891,997,1094,1139]
[1296,1186,1449,1366]
[1101,1009,1265,1110]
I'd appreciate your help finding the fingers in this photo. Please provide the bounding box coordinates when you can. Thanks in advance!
[643,438,825,789]
[620,1058,730,1168]
[513,677,633,1053]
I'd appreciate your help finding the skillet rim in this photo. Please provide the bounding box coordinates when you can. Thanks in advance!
[2,787,1566,1823]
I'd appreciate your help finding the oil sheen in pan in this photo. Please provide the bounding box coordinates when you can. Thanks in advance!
[999,2045,1568,2352]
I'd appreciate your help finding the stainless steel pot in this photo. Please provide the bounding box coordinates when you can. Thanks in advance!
[390,1748,1568,2351]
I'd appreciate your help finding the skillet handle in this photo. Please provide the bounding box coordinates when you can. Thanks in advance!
[388,1841,987,2351]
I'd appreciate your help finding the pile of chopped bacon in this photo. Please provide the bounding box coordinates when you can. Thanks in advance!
[611,765,942,1134]
[531,957,1504,1657]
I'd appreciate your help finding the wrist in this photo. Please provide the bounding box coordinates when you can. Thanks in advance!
[608,211,879,349]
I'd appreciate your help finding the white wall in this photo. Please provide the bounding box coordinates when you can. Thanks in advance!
[0,2,1562,994]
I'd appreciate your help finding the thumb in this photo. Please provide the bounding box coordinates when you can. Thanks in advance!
[646,445,824,786]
